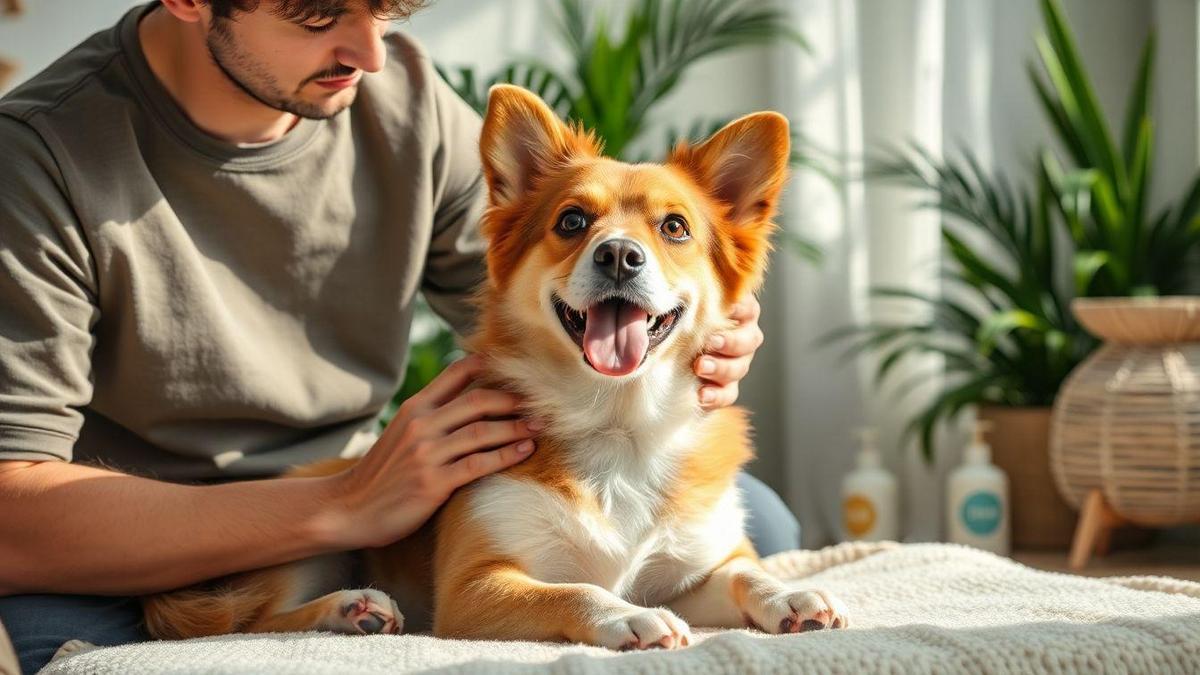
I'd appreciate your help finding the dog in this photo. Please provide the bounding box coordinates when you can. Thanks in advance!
[141,84,848,650]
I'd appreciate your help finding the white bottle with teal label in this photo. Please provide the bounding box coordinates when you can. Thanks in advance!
[946,420,1010,555]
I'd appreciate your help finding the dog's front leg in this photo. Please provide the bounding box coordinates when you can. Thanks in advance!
[668,539,849,633]
[435,564,692,650]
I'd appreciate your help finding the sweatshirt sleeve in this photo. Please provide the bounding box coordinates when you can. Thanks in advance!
[419,71,489,338]
[0,114,99,462]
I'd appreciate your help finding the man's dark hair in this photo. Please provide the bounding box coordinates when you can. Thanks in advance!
[204,0,430,21]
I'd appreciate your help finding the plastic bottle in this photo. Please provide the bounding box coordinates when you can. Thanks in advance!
[946,420,1011,555]
[841,428,899,542]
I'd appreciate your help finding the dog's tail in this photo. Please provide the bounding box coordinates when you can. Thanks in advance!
[141,578,279,639]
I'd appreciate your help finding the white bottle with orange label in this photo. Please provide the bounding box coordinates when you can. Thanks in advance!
[841,428,899,542]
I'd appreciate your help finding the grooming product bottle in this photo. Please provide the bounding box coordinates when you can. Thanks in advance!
[946,420,1010,555]
[841,428,899,542]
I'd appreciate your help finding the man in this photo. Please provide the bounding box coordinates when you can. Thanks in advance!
[0,1,798,672]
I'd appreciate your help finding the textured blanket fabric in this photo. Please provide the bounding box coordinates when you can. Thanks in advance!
[41,542,1200,674]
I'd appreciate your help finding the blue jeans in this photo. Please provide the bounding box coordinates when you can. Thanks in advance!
[0,595,147,674]
[736,471,802,558]
[0,472,798,674]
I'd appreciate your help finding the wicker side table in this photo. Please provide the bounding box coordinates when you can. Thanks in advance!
[1049,297,1200,570]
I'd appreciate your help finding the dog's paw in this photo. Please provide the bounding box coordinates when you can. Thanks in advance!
[328,589,404,635]
[743,588,848,634]
[591,606,693,650]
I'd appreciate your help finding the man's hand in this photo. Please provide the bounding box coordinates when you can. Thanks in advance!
[321,354,539,549]
[693,294,765,411]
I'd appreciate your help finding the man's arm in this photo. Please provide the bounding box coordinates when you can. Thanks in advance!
[0,355,538,597]
[418,70,489,337]
[0,459,345,596]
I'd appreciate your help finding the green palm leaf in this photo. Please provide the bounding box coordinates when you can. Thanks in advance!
[1035,0,1128,201]
[1122,36,1156,168]
[436,62,576,120]
[908,373,1004,464]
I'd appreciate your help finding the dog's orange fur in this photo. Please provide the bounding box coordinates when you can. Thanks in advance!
[140,85,844,648]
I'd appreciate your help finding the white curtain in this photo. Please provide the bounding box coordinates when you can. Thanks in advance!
[754,0,1195,548]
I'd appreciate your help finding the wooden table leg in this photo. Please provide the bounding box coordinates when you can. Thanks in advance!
[1068,489,1132,570]
[1069,489,1106,570]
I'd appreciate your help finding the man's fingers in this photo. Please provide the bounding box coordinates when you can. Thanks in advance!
[705,324,764,358]
[694,354,751,387]
[420,387,526,438]
[448,440,537,487]
[699,382,739,410]
[409,354,486,409]
[435,418,540,464]
[729,295,761,325]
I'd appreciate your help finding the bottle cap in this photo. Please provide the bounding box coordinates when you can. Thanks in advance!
[966,419,994,464]
[855,427,881,469]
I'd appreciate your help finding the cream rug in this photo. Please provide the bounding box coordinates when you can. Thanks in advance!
[41,542,1200,674]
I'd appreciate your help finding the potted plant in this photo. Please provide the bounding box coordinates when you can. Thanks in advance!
[830,0,1200,549]
[384,0,816,428]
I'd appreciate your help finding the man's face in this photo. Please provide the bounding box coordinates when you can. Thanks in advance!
[205,1,390,119]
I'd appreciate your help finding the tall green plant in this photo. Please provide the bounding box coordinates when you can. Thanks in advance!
[1032,0,1200,296]
[832,0,1200,462]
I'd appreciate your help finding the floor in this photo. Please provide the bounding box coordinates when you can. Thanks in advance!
[1012,544,1200,583]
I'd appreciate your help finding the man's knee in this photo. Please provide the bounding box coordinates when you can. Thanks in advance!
[737,471,802,557]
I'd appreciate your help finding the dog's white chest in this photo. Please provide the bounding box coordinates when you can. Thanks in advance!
[468,473,744,605]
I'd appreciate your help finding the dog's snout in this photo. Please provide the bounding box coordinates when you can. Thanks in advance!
[593,238,645,284]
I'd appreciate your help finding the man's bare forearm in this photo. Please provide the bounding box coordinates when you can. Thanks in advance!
[0,460,352,596]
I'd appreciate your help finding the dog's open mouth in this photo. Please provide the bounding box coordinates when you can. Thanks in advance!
[553,293,684,377]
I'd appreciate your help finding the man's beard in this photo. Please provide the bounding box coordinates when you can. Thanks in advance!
[206,18,355,120]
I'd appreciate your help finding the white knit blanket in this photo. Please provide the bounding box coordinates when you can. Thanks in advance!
[41,543,1200,674]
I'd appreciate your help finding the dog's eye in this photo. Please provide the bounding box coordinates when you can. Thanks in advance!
[555,208,589,236]
[660,215,691,242]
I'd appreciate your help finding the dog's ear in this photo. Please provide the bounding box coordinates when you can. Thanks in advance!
[480,85,576,208]
[669,112,790,298]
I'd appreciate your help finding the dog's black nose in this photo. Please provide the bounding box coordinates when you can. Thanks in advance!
[593,238,645,284]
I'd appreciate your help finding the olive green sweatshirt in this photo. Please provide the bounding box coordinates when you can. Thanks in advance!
[0,4,486,481]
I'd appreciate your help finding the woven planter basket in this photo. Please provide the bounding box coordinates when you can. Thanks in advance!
[1049,297,1200,527]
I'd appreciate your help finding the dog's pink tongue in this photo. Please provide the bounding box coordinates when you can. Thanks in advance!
[583,301,650,376]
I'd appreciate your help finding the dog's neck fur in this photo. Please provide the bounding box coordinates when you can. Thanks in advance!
[483,326,705,514]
